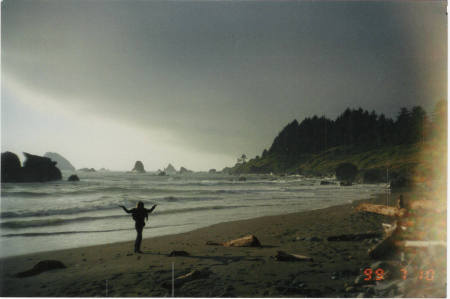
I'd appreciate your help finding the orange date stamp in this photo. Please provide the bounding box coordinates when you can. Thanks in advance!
[363,268,435,281]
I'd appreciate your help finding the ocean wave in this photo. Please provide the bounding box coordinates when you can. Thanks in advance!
[161,196,222,202]
[0,214,128,228]
[0,205,250,228]
[0,191,54,198]
[1,186,187,198]
[0,204,120,219]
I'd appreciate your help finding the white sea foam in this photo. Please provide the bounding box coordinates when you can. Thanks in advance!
[0,172,385,257]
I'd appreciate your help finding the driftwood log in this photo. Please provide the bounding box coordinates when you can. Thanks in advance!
[368,221,401,259]
[394,240,447,248]
[206,234,262,247]
[327,232,381,241]
[355,203,406,217]
[162,268,211,289]
[274,251,313,262]
[15,260,66,278]
[168,250,190,257]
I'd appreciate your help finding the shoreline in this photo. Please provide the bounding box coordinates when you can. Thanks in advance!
[0,191,399,297]
[0,191,387,260]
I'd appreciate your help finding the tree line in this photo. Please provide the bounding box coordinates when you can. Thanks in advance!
[263,101,446,162]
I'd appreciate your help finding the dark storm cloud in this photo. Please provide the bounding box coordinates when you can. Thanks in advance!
[2,0,446,158]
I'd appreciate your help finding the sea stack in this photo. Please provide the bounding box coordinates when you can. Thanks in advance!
[132,161,146,173]
[1,151,62,183]
[179,166,192,174]
[44,152,76,171]
[164,163,177,175]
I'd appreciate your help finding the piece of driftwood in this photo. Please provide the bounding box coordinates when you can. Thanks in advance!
[394,240,447,248]
[162,268,211,289]
[168,250,190,257]
[327,232,381,241]
[382,223,392,233]
[368,222,401,259]
[206,234,262,247]
[355,203,406,217]
[274,250,313,262]
[15,260,66,278]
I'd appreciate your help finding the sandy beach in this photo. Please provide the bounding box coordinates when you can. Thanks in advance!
[0,191,404,297]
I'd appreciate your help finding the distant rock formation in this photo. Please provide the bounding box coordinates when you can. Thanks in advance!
[132,161,146,173]
[44,152,75,171]
[1,152,62,183]
[1,152,22,182]
[208,169,217,174]
[221,167,232,174]
[335,162,358,185]
[164,164,177,175]
[78,168,96,172]
[179,166,192,174]
[68,175,80,181]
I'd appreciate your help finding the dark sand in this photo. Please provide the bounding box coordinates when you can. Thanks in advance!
[0,193,398,297]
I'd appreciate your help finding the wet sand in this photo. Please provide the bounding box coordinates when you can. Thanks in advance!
[0,193,397,297]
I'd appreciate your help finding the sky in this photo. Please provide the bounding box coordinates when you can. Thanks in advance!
[1,0,447,171]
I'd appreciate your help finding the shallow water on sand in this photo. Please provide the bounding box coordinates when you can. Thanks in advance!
[0,171,385,257]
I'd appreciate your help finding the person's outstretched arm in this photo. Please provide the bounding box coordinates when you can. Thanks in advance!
[147,204,157,214]
[119,205,131,213]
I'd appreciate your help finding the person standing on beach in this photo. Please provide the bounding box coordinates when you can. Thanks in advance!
[119,202,157,253]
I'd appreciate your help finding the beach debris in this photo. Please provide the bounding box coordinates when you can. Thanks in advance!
[162,268,212,289]
[327,232,381,241]
[223,235,261,247]
[273,250,313,262]
[206,234,262,247]
[305,236,322,242]
[15,260,66,278]
[368,222,401,259]
[394,240,446,248]
[168,250,190,257]
[355,203,406,217]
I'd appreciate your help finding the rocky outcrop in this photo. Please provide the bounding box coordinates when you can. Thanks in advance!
[179,166,192,174]
[1,152,62,183]
[68,175,80,181]
[1,152,22,182]
[164,164,177,175]
[44,152,75,171]
[22,153,62,182]
[132,161,146,173]
[363,168,387,183]
[336,162,358,184]
[78,168,96,172]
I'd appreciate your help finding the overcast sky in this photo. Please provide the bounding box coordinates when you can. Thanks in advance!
[1,0,447,171]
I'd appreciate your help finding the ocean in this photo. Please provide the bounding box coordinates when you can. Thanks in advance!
[0,171,386,258]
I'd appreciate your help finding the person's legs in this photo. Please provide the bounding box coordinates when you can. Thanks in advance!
[135,224,143,253]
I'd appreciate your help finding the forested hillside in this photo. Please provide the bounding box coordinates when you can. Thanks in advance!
[228,101,446,182]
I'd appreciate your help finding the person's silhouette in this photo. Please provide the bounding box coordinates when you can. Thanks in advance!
[119,202,157,253]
